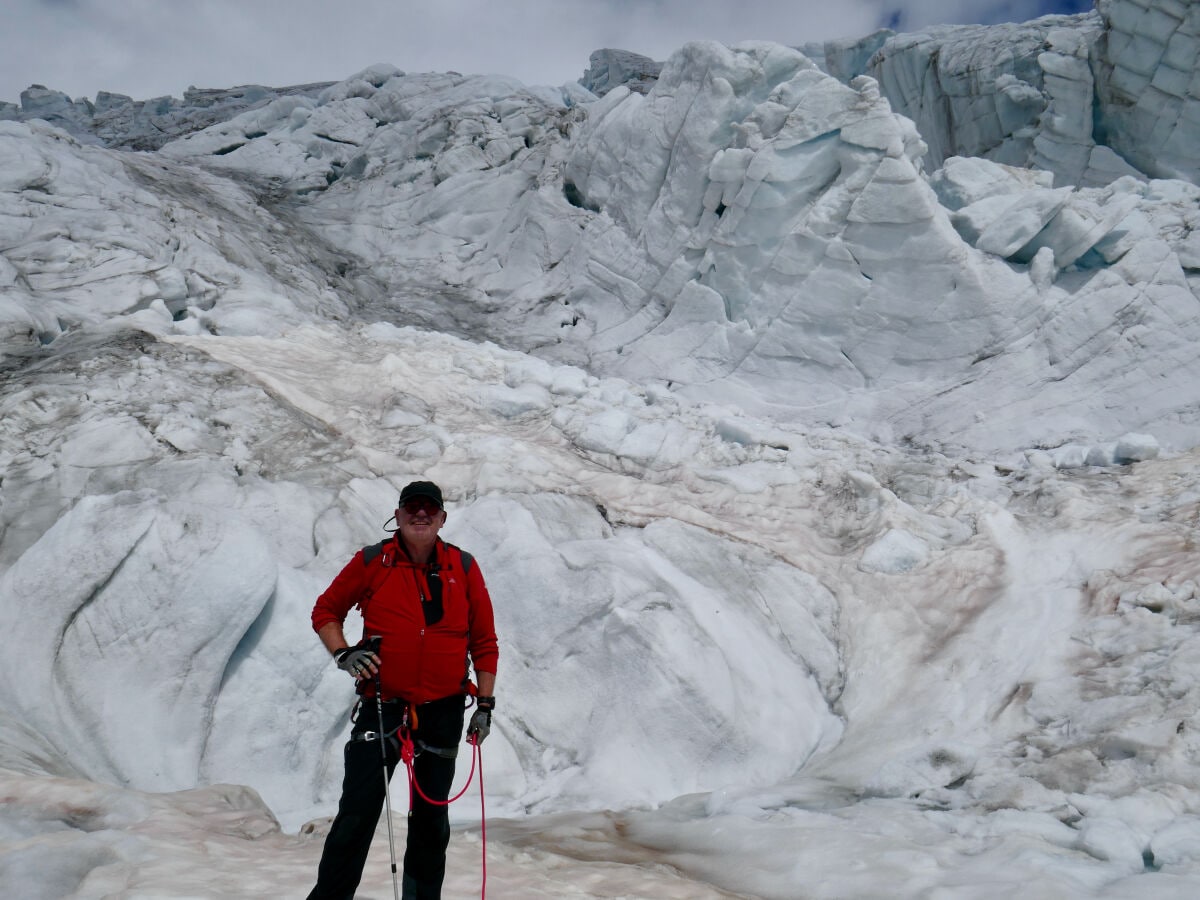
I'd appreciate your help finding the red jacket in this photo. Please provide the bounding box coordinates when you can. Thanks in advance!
[312,537,498,704]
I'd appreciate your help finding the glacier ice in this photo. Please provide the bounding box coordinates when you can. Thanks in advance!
[4,1,1200,897]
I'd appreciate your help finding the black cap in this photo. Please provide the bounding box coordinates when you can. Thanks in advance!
[399,480,443,508]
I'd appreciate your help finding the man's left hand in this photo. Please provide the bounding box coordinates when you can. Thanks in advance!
[467,697,494,744]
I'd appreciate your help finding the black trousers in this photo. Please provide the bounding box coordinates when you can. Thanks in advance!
[308,694,466,900]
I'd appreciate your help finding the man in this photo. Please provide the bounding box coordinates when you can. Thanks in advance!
[307,480,499,900]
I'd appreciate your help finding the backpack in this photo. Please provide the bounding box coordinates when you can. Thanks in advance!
[361,539,474,572]
[356,538,474,616]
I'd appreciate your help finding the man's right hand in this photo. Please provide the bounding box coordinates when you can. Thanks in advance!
[334,640,381,680]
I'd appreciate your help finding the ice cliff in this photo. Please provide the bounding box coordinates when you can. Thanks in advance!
[823,0,1200,188]
[4,1,1197,459]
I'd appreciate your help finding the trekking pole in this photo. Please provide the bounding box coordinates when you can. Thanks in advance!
[371,645,401,900]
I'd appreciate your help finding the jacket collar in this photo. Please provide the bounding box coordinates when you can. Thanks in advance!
[392,534,441,567]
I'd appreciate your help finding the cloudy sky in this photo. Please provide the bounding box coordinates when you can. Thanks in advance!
[2,0,1094,104]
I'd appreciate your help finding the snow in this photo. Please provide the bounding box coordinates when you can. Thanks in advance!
[4,1,1200,897]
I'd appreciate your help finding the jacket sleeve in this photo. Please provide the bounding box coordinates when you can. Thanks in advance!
[465,560,499,675]
[311,550,369,633]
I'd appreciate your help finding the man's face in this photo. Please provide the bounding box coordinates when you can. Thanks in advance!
[397,496,446,542]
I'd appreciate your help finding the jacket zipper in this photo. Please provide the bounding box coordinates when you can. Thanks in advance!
[415,570,427,699]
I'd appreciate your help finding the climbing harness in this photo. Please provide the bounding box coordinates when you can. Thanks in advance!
[364,682,489,899]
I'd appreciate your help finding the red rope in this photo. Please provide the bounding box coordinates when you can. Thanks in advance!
[477,737,487,897]
[397,729,487,899]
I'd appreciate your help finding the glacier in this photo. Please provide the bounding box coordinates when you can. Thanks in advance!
[3,0,1200,897]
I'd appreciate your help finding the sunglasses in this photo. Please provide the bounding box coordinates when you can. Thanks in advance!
[401,497,442,515]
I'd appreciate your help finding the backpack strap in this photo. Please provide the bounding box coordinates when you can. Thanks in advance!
[439,542,474,577]
[362,539,389,567]
[357,539,396,614]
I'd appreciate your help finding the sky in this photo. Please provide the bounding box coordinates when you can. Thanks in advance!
[1,0,1095,105]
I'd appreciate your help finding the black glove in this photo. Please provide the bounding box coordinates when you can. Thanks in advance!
[334,637,381,680]
[467,696,494,744]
